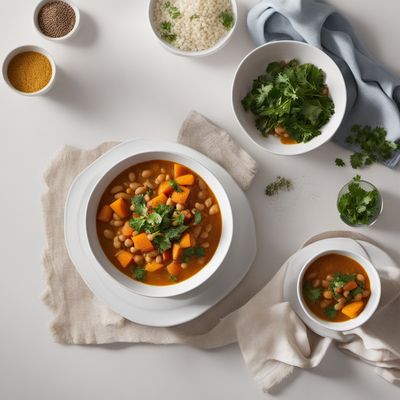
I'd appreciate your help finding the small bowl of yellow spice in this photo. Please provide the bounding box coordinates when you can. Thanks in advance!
[2,45,56,96]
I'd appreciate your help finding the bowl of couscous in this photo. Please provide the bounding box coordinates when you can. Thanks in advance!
[148,0,237,57]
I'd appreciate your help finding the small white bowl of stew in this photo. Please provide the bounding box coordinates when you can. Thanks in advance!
[297,250,381,332]
[86,151,233,298]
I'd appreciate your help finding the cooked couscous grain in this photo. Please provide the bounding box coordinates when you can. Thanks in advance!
[154,0,234,52]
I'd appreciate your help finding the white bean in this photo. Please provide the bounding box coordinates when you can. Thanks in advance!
[201,242,210,249]
[205,224,212,233]
[176,203,184,211]
[129,182,141,190]
[110,185,124,194]
[209,205,219,215]
[197,191,207,200]
[124,239,133,247]
[114,192,131,200]
[205,198,212,208]
[142,169,152,178]
[128,172,136,182]
[198,180,206,190]
[135,186,146,195]
[195,202,205,211]
[181,263,188,269]
[200,232,208,239]
[103,229,114,239]
[155,255,162,263]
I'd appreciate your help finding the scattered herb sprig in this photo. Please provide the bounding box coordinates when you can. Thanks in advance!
[160,20,176,43]
[165,1,181,19]
[335,158,346,167]
[242,59,335,143]
[346,125,400,169]
[265,176,293,196]
[337,175,381,226]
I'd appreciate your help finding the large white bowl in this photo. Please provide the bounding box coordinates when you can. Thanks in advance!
[297,249,381,332]
[148,0,237,57]
[85,150,233,298]
[232,40,347,155]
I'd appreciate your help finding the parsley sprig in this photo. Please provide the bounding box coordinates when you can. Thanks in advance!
[219,11,234,29]
[242,60,335,143]
[346,125,400,168]
[337,175,381,225]
[265,176,293,196]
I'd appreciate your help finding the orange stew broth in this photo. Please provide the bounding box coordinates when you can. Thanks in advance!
[96,160,222,286]
[302,253,371,322]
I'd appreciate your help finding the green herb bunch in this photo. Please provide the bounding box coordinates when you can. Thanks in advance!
[337,175,381,226]
[265,176,293,196]
[242,59,335,143]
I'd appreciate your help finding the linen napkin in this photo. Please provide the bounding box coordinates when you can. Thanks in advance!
[247,0,400,168]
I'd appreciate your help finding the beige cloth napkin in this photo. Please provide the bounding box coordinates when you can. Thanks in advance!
[42,111,400,393]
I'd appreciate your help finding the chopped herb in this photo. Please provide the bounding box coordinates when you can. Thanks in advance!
[160,21,172,32]
[168,179,183,192]
[153,235,172,252]
[161,32,177,43]
[324,306,337,319]
[265,176,293,196]
[194,209,202,225]
[337,175,381,225]
[133,267,146,282]
[132,194,147,216]
[172,211,185,226]
[329,272,356,291]
[242,59,335,143]
[190,14,199,21]
[335,158,346,167]
[219,10,234,29]
[346,125,400,169]
[182,246,206,263]
[169,274,178,282]
[303,281,322,303]
[165,1,181,19]
[350,286,364,298]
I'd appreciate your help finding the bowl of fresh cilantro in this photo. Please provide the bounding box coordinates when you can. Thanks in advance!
[232,40,347,155]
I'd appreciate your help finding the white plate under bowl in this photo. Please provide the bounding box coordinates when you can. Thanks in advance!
[283,238,396,341]
[232,40,347,155]
[64,139,257,327]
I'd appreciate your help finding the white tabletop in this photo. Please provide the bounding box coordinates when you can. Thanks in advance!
[0,1,399,399]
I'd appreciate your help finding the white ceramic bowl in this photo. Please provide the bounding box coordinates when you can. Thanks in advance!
[148,0,237,57]
[2,45,56,96]
[85,150,233,298]
[232,40,347,155]
[33,0,80,41]
[297,249,381,332]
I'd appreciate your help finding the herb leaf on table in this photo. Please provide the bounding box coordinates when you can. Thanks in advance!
[346,125,400,169]
[265,176,293,196]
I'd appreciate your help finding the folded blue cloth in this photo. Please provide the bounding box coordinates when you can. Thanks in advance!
[247,0,400,167]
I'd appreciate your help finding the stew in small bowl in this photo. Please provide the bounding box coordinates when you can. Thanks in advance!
[297,249,381,331]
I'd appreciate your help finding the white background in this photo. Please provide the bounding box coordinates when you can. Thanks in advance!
[0,1,399,399]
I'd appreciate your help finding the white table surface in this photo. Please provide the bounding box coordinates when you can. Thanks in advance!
[0,1,399,399]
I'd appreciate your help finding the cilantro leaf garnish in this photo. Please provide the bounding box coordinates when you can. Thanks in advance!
[168,179,183,192]
[335,158,346,167]
[242,59,335,143]
[219,11,234,29]
[182,246,205,263]
[133,267,146,282]
[346,125,400,169]
[194,209,202,225]
[132,195,147,216]
[164,1,181,19]
[324,307,337,319]
[337,175,381,225]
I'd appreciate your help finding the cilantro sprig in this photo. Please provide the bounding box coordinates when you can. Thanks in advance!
[242,59,335,143]
[265,176,293,196]
[182,247,205,263]
[129,196,188,251]
[219,11,234,29]
[337,175,381,225]
[346,125,400,169]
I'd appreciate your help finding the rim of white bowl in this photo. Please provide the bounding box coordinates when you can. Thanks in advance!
[148,0,237,57]
[2,45,56,96]
[85,149,234,298]
[232,40,347,155]
[296,249,381,332]
[33,0,80,41]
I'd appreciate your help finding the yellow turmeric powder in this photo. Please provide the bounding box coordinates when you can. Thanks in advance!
[7,51,52,93]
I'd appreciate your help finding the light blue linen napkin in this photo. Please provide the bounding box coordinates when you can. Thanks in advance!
[247,0,400,168]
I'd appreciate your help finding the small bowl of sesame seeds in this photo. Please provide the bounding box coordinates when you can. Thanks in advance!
[149,0,237,57]
[33,0,80,41]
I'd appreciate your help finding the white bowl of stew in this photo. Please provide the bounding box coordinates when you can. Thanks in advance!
[86,151,233,298]
[297,250,381,332]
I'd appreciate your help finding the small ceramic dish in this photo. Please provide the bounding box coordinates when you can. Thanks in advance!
[2,45,56,96]
[232,40,347,155]
[148,0,237,57]
[85,149,234,298]
[33,0,80,41]
[297,249,381,332]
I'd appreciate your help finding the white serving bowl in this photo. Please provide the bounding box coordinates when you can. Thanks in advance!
[148,0,237,57]
[85,150,233,298]
[232,40,347,155]
[297,249,381,332]
[2,45,56,96]
[33,0,80,41]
